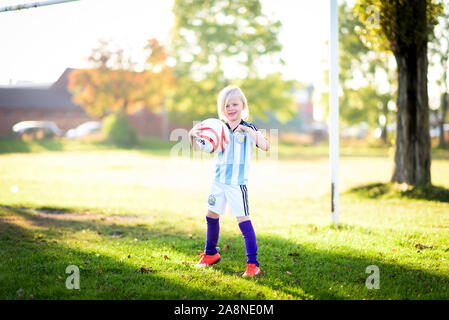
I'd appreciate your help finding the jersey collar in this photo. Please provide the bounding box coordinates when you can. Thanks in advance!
[226,119,244,133]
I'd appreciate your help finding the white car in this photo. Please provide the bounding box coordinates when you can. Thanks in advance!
[66,121,102,139]
[12,120,63,138]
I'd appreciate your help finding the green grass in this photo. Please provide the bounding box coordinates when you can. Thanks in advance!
[0,137,177,156]
[2,137,448,160]
[0,138,448,300]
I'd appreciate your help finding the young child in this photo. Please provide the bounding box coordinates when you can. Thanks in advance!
[188,85,269,277]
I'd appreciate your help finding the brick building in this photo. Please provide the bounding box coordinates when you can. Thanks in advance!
[0,68,183,139]
[0,84,90,137]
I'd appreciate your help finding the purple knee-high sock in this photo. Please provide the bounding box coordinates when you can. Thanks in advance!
[205,216,220,255]
[238,220,259,267]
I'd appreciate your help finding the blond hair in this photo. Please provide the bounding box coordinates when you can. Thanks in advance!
[217,85,249,122]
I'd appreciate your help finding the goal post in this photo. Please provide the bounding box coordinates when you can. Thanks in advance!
[329,0,340,225]
[0,0,80,13]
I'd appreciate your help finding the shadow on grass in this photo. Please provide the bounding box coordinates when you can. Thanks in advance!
[84,138,175,155]
[0,138,64,154]
[34,139,63,151]
[1,204,448,300]
[347,182,449,203]
[0,138,66,154]
[0,137,175,157]
[0,138,32,154]
[0,206,231,300]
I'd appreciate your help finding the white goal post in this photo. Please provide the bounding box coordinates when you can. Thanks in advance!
[0,0,79,13]
[329,0,340,225]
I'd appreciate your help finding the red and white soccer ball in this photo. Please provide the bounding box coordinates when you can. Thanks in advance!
[194,118,230,154]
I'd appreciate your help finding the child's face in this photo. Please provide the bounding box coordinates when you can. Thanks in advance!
[224,95,244,122]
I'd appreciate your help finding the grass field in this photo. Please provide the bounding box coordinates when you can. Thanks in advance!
[0,138,448,300]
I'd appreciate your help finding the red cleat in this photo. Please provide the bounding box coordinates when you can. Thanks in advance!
[242,264,261,277]
[195,251,221,267]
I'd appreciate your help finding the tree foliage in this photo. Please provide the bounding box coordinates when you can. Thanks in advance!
[235,73,297,123]
[168,73,297,124]
[68,40,144,117]
[171,0,282,80]
[102,113,138,147]
[141,39,176,113]
[354,0,442,55]
[338,2,396,143]
[68,39,175,118]
[169,0,296,124]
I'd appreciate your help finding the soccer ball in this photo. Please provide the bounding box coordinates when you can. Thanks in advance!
[194,118,230,154]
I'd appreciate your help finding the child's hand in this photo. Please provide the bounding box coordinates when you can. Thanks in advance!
[189,123,203,150]
[189,123,202,138]
[235,125,248,133]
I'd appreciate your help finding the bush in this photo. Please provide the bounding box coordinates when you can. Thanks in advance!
[102,113,138,147]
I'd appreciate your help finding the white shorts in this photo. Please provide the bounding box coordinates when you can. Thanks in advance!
[207,179,249,217]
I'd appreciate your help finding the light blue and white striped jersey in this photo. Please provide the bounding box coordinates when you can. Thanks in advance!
[214,120,259,185]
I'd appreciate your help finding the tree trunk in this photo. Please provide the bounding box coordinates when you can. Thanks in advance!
[381,123,388,144]
[122,99,128,115]
[439,92,448,148]
[391,44,431,185]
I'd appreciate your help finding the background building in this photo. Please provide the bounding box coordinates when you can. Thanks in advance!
[0,68,178,138]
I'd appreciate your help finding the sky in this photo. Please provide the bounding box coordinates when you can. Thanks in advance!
[0,0,330,92]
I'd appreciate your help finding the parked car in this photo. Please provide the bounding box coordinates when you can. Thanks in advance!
[12,120,62,139]
[66,121,102,139]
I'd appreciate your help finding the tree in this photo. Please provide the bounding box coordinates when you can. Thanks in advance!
[69,39,176,117]
[168,0,296,124]
[141,39,176,113]
[355,0,443,186]
[171,0,282,80]
[68,39,177,141]
[168,73,297,124]
[68,40,146,118]
[140,39,177,139]
[235,73,297,123]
